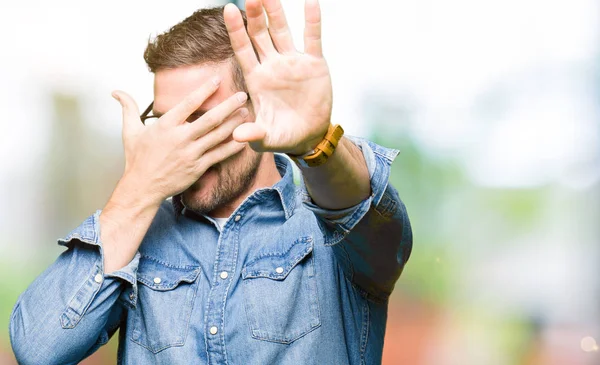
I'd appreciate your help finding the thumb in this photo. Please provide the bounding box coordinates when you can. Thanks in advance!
[233,122,267,151]
[112,90,141,135]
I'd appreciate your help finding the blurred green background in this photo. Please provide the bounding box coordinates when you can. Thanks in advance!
[1,0,598,364]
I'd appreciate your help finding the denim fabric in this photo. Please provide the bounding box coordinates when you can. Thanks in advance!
[10,137,412,365]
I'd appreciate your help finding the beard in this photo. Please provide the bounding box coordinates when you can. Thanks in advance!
[181,149,262,216]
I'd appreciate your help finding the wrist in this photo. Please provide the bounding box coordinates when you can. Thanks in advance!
[107,174,164,214]
[287,124,331,156]
[287,124,344,168]
[100,183,161,247]
[286,141,319,157]
[100,178,162,274]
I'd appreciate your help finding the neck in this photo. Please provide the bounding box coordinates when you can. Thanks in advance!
[209,153,282,218]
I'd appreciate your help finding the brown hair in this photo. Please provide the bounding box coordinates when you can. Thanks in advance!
[144,6,248,92]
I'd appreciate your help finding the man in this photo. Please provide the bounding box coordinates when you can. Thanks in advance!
[10,0,412,364]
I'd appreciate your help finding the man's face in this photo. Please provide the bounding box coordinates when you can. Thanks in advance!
[153,62,261,216]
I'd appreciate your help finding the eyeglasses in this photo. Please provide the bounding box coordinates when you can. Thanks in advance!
[140,102,157,125]
[140,92,250,125]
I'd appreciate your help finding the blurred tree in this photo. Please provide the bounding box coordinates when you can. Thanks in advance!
[364,91,463,303]
[365,91,551,364]
[43,94,86,240]
[42,92,124,247]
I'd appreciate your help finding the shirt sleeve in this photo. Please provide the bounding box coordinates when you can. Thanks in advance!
[9,210,140,365]
[299,136,413,302]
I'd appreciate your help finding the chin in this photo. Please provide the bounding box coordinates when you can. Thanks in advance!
[181,186,214,214]
[186,178,216,200]
[180,169,219,210]
[180,149,261,215]
[189,166,218,190]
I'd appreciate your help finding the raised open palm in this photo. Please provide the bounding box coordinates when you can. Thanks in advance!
[224,0,332,155]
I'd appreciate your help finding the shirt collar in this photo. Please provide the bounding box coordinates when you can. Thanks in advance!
[172,154,297,220]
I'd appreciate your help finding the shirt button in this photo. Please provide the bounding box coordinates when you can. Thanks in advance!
[129,292,135,300]
[153,277,162,284]
[234,215,241,222]
[220,271,229,279]
[275,267,284,274]
[94,274,103,283]
[209,326,218,335]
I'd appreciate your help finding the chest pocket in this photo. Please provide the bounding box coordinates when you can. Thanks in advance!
[241,236,321,344]
[128,256,201,354]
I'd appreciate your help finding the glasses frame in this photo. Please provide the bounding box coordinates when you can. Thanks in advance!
[140,92,250,125]
[140,102,156,125]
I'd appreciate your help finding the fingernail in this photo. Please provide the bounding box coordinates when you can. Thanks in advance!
[240,108,249,117]
[111,92,120,102]
[212,76,222,86]
[236,92,248,103]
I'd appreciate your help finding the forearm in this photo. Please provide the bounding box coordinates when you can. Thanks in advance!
[10,175,153,363]
[298,137,371,210]
[10,240,126,364]
[299,137,412,300]
[100,175,162,273]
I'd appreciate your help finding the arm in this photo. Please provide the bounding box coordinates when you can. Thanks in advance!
[300,137,413,301]
[10,83,249,363]
[299,137,370,210]
[222,1,412,300]
[9,212,136,365]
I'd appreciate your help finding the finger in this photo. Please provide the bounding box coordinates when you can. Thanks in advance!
[197,139,247,173]
[162,76,221,126]
[245,0,277,60]
[187,92,248,139]
[224,4,260,74]
[262,0,296,54]
[112,90,141,135]
[304,0,323,57]
[195,108,249,154]
[232,122,268,151]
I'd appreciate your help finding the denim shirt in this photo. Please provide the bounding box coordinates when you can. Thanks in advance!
[10,137,412,365]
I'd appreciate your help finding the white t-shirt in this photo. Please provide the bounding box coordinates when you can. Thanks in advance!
[213,217,228,231]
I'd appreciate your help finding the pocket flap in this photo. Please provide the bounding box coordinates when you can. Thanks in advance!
[242,236,313,280]
[137,256,201,291]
